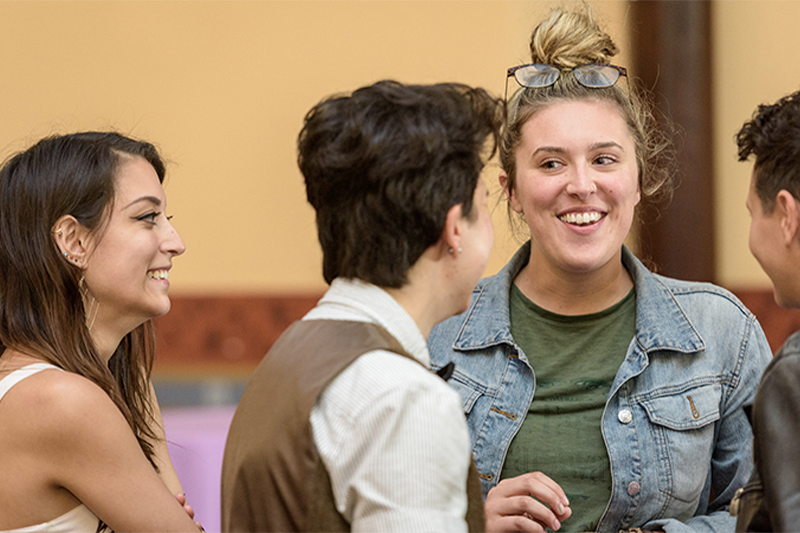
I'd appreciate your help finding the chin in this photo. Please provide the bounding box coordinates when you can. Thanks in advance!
[564,247,620,271]
[148,299,172,319]
[773,289,800,310]
[453,297,471,317]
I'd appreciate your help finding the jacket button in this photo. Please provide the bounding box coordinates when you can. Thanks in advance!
[627,481,641,496]
[618,409,633,424]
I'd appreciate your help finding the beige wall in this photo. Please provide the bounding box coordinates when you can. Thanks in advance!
[3,0,779,295]
[713,1,800,289]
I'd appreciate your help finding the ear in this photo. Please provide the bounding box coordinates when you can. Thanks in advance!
[499,170,523,214]
[439,202,465,258]
[776,190,800,248]
[53,215,90,269]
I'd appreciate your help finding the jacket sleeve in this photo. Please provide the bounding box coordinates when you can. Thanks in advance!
[752,345,800,532]
[646,317,773,533]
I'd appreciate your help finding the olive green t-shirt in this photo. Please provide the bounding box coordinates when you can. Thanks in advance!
[500,284,636,532]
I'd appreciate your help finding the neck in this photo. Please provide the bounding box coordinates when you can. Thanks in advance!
[89,309,144,363]
[779,239,800,309]
[0,348,46,372]
[0,320,130,370]
[383,283,443,340]
[515,248,633,316]
[90,325,124,363]
[383,251,461,339]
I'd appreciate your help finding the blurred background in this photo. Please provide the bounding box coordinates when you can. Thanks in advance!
[3,1,800,530]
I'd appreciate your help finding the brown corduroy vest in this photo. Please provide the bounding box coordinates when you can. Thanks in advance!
[220,319,485,532]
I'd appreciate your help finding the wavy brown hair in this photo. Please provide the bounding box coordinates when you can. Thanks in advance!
[501,5,675,236]
[0,132,167,468]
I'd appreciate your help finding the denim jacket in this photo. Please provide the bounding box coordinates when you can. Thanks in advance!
[428,243,771,533]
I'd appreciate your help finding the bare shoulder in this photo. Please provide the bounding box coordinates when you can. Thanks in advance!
[6,367,107,406]
[1,367,199,532]
[2,368,125,442]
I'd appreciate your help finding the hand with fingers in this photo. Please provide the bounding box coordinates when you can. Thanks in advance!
[174,493,204,531]
[485,472,572,532]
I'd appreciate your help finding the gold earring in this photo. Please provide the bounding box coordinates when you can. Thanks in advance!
[79,276,99,331]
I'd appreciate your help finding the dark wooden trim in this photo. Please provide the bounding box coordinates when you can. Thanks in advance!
[153,293,322,375]
[152,290,799,377]
[630,1,716,282]
[731,289,800,353]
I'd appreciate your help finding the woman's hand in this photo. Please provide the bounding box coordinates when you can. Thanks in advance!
[174,493,204,531]
[485,472,571,532]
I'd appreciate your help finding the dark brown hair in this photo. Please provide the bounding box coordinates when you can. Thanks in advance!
[298,80,504,288]
[0,131,167,468]
[737,90,800,213]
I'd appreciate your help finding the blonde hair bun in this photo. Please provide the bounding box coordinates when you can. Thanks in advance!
[530,6,618,67]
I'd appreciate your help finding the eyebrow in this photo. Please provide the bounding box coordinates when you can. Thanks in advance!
[590,141,625,152]
[123,196,162,210]
[531,146,566,157]
[531,141,625,158]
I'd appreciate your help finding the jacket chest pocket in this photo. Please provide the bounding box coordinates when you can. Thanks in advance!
[638,382,721,505]
[448,374,483,415]
[444,372,490,443]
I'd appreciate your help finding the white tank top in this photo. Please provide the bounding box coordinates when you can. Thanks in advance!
[0,363,101,533]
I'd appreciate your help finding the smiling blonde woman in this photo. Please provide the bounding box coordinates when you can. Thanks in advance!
[428,7,772,533]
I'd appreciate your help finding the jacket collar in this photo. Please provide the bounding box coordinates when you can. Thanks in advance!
[453,242,705,355]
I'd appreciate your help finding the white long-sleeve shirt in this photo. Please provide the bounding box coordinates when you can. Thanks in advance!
[307,278,471,532]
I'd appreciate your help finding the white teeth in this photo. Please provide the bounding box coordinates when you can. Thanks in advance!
[148,270,169,280]
[559,212,603,225]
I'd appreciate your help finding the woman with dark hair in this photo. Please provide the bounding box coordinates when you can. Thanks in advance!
[428,6,771,533]
[0,132,199,532]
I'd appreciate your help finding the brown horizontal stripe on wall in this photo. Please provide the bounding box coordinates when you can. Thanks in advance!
[153,293,323,376]
[152,289,800,375]
[731,289,800,353]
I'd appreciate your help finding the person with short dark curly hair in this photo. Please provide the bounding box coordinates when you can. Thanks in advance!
[221,80,504,532]
[731,90,800,531]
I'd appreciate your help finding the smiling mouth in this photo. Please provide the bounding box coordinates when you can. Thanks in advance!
[558,212,604,226]
[148,269,170,280]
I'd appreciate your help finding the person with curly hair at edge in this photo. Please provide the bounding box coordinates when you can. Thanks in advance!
[731,90,800,532]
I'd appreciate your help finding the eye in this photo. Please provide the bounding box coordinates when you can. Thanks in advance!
[540,158,563,170]
[136,211,161,225]
[594,154,618,166]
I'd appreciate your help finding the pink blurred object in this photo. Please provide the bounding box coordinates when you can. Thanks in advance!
[161,406,237,533]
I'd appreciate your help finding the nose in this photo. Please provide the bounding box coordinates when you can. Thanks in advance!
[160,218,186,257]
[565,162,596,200]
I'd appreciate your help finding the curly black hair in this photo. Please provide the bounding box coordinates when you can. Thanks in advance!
[737,90,800,212]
